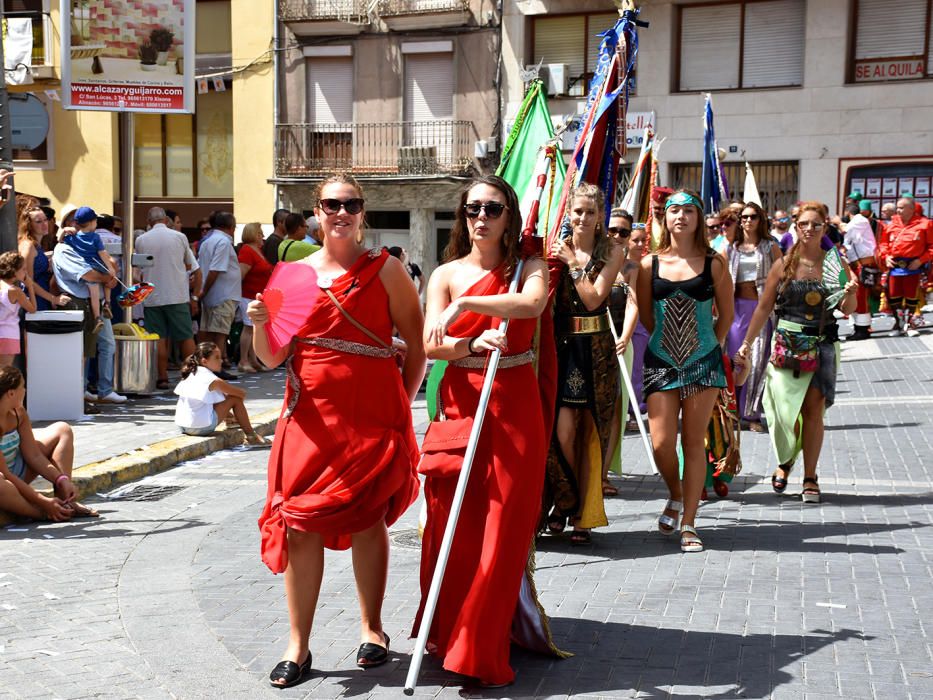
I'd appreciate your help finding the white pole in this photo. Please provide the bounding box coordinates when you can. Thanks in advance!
[607,312,658,474]
[403,259,526,695]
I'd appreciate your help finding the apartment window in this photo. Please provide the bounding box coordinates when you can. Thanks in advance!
[532,12,620,96]
[670,160,799,212]
[306,55,353,124]
[4,0,49,66]
[850,0,933,83]
[134,90,233,198]
[403,49,454,164]
[677,0,804,92]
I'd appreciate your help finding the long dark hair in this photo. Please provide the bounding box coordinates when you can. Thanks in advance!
[181,342,218,379]
[443,175,523,278]
[735,201,768,246]
[782,201,828,284]
[656,189,711,254]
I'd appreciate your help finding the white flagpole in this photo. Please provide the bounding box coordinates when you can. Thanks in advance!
[404,260,524,695]
[607,312,658,474]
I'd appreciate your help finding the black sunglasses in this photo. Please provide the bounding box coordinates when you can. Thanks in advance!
[319,198,364,215]
[608,226,631,238]
[740,214,760,221]
[199,226,211,232]
[464,201,507,219]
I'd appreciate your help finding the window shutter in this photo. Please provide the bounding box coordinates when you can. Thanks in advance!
[742,0,805,88]
[404,52,453,122]
[928,7,933,74]
[533,15,587,80]
[307,57,353,124]
[679,4,741,91]
[586,13,621,74]
[855,0,927,60]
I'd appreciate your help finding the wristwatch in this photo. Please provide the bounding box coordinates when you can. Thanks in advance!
[569,266,585,282]
[190,295,199,302]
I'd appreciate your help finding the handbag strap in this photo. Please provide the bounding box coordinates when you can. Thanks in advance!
[323,288,391,350]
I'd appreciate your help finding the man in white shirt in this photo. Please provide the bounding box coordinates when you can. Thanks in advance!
[197,211,241,379]
[136,206,201,388]
[843,200,879,340]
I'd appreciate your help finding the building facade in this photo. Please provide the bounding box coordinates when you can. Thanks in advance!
[503,0,933,215]
[273,0,500,276]
[6,0,274,236]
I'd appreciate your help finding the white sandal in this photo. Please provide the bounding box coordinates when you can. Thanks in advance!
[658,499,683,535]
[680,524,704,553]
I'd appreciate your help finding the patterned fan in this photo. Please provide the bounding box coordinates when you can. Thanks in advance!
[262,262,320,354]
[823,247,849,309]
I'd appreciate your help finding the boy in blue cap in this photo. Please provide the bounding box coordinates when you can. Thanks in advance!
[63,206,117,334]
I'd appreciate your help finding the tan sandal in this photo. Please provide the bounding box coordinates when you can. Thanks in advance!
[680,524,703,553]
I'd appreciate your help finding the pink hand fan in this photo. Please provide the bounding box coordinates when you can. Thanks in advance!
[261,263,320,354]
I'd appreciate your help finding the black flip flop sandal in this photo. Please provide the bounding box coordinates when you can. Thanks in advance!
[357,633,390,668]
[269,653,312,688]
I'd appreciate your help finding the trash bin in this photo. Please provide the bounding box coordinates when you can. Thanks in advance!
[25,310,86,421]
[113,323,159,394]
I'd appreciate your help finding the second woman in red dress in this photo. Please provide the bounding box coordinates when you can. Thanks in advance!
[415,175,555,687]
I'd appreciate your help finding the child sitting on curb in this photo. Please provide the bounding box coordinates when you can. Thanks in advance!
[174,342,267,445]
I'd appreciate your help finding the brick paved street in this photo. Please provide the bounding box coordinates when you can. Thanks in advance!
[2,332,933,699]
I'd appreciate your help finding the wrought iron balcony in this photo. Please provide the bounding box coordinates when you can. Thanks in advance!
[279,0,370,27]
[378,0,470,29]
[275,121,475,178]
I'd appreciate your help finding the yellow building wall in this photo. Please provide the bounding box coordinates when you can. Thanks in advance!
[11,2,118,214]
[229,0,275,223]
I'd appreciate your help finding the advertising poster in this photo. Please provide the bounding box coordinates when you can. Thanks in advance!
[866,178,882,197]
[899,178,915,196]
[61,0,195,113]
[849,178,866,197]
[916,178,931,197]
[883,178,898,197]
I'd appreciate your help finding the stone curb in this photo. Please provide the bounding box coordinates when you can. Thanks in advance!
[0,408,280,527]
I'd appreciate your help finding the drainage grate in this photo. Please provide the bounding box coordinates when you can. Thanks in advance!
[104,484,188,502]
[390,528,423,550]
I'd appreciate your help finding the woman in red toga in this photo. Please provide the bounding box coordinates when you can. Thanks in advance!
[416,175,552,687]
[248,174,425,688]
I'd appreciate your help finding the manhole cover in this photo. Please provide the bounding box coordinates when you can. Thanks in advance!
[103,484,187,502]
[390,528,422,550]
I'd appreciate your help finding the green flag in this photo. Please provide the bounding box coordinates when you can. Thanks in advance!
[496,80,566,237]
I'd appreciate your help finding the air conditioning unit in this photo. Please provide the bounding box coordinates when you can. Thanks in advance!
[398,145,438,175]
[543,63,569,96]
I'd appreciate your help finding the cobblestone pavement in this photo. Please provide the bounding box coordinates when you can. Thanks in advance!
[2,333,933,699]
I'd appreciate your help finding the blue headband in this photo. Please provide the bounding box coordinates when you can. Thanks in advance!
[664,192,704,211]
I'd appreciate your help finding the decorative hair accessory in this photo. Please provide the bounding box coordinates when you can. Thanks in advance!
[664,192,704,211]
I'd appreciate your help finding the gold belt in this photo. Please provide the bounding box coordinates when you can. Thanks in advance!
[450,349,534,369]
[563,313,610,335]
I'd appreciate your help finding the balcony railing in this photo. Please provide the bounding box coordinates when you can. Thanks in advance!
[378,0,470,16]
[275,121,475,178]
[279,0,370,22]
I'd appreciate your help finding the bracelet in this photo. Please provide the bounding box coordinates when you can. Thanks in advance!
[467,337,477,353]
[54,474,69,486]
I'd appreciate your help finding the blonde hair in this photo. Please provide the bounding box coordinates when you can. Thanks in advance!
[241,222,263,246]
[312,173,366,243]
[570,182,612,265]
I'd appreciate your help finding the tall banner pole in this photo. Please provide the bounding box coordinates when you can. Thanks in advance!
[120,112,135,324]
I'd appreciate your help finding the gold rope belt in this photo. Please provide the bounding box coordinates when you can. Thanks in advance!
[560,313,610,335]
[295,336,394,359]
[450,349,535,369]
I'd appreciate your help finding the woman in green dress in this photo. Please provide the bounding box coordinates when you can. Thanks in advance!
[734,201,858,503]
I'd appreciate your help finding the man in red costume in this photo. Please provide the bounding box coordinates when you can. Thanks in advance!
[878,196,933,332]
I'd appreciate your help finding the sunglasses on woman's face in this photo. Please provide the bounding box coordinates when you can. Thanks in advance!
[199,226,211,233]
[608,226,631,238]
[464,201,507,219]
[319,198,364,215]
[741,214,760,221]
